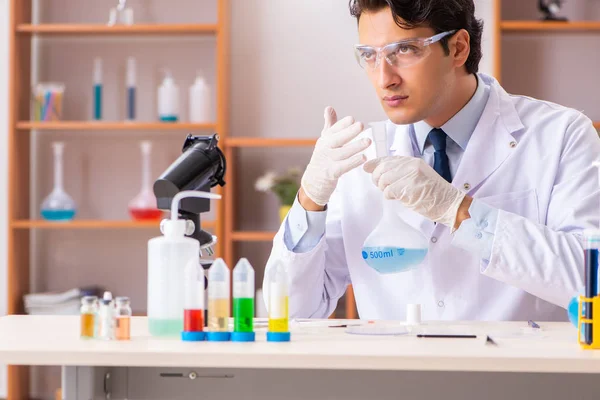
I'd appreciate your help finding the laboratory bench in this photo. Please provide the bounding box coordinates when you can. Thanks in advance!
[1,315,600,400]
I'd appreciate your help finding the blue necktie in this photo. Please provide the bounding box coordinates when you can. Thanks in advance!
[428,128,452,183]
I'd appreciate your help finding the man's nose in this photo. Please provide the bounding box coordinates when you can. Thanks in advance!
[377,58,401,90]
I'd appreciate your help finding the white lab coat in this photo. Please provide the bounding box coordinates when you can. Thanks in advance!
[264,74,600,321]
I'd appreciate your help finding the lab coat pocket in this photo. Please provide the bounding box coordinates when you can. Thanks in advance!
[477,189,540,223]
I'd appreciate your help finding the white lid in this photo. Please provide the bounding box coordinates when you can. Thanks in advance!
[102,291,113,302]
[162,69,175,86]
[193,70,207,86]
[160,219,186,237]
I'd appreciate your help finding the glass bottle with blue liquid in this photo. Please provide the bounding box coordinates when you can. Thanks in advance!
[40,142,77,222]
[361,122,429,274]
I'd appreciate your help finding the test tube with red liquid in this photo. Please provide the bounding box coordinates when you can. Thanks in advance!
[181,259,206,341]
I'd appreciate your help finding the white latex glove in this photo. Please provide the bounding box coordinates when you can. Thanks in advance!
[363,156,466,228]
[301,107,371,206]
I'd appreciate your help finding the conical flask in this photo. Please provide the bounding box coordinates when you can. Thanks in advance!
[40,142,77,221]
[128,140,163,221]
[361,122,428,273]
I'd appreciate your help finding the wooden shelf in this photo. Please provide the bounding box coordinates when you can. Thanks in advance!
[17,121,217,131]
[11,220,216,230]
[226,137,317,148]
[231,231,276,242]
[16,24,219,35]
[501,21,600,32]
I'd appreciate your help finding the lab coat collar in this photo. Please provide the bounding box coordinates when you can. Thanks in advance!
[413,73,488,154]
[450,73,525,193]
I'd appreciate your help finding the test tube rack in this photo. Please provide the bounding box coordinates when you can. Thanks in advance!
[577,296,600,349]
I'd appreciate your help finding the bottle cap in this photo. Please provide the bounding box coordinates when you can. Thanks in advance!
[206,331,231,342]
[267,331,290,342]
[406,303,421,325]
[102,291,113,304]
[231,331,255,342]
[181,331,206,342]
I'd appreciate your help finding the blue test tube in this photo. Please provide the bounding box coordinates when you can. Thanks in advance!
[583,230,600,345]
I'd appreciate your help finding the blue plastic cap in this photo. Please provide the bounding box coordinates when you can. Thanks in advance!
[231,331,256,342]
[267,331,291,342]
[181,331,206,342]
[206,331,231,342]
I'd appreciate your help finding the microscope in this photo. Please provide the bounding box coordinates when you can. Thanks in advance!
[538,0,568,21]
[153,133,226,268]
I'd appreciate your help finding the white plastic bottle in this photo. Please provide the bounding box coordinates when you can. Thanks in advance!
[189,71,211,123]
[147,190,221,337]
[157,70,179,122]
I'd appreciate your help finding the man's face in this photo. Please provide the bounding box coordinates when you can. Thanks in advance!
[357,8,455,125]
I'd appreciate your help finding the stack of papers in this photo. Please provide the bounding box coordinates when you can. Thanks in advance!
[24,286,103,315]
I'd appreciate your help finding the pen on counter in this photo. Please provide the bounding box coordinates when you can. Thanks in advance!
[528,320,540,329]
[416,334,477,339]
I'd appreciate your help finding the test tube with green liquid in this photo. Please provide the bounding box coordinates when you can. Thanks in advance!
[267,261,290,342]
[231,258,256,342]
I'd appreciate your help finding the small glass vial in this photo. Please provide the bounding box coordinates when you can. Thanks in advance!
[115,297,132,341]
[267,261,290,342]
[207,258,231,341]
[232,258,255,342]
[98,291,115,340]
[80,296,98,339]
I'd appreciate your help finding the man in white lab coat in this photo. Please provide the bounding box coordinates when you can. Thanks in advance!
[264,0,600,321]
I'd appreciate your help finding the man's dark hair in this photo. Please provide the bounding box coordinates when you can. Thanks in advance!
[349,0,483,74]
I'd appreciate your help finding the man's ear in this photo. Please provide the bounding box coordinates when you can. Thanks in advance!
[451,29,471,69]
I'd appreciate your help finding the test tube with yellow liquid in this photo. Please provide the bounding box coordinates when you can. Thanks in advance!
[207,258,231,341]
[267,261,291,342]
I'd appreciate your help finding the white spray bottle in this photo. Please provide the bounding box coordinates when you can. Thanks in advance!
[147,190,221,337]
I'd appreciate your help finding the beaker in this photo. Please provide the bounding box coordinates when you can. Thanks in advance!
[40,142,77,221]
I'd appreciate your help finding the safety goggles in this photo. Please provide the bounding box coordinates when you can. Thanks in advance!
[354,30,457,70]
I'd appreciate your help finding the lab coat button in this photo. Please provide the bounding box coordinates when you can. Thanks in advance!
[438,300,445,308]
[463,183,471,190]
[431,237,438,243]
[510,141,517,148]
[475,232,483,239]
[481,220,488,228]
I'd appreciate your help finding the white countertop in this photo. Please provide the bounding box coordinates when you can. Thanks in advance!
[0,315,598,373]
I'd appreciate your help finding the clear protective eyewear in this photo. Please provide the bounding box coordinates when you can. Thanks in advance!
[354,30,456,70]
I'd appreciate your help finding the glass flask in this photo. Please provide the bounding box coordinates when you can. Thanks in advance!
[128,140,163,221]
[361,199,429,274]
[40,142,77,221]
[361,121,428,274]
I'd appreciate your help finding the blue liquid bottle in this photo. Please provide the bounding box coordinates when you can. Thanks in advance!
[40,142,77,222]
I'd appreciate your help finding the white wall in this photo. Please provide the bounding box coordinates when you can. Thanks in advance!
[476,0,496,76]
[0,0,9,397]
